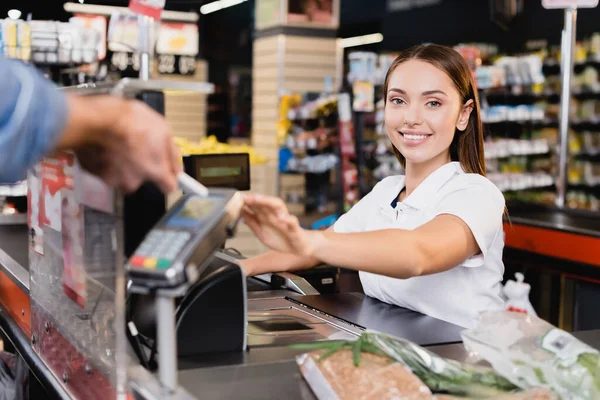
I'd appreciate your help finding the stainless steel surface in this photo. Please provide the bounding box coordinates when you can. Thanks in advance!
[178,360,315,400]
[129,365,196,400]
[140,53,150,81]
[62,78,215,97]
[254,272,320,296]
[0,214,27,225]
[246,297,360,347]
[0,224,29,274]
[556,7,577,208]
[157,295,178,394]
[0,245,29,293]
[288,293,465,346]
[114,197,128,399]
[138,15,152,81]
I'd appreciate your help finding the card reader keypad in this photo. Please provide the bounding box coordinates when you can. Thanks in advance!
[130,230,191,270]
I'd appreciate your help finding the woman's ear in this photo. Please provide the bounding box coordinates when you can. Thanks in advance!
[456,99,474,131]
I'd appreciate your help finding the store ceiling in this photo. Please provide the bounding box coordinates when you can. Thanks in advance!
[0,0,384,29]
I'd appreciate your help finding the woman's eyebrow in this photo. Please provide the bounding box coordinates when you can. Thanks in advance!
[387,88,448,97]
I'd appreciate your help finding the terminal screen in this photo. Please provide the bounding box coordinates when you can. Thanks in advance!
[166,197,220,228]
[199,166,242,178]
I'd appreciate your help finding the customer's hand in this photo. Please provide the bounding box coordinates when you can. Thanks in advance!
[242,194,325,257]
[57,94,182,193]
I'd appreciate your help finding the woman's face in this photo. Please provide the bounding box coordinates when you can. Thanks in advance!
[385,59,472,169]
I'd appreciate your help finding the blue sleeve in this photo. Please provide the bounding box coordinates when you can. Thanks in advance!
[0,57,69,183]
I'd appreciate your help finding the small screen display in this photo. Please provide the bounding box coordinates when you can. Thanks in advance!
[165,197,220,228]
[199,166,242,178]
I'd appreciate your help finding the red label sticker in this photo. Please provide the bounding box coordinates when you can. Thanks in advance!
[40,154,74,232]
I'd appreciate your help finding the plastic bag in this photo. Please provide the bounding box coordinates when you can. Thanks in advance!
[503,273,537,316]
[462,311,600,399]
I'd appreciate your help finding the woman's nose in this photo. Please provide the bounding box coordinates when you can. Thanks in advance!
[403,105,422,126]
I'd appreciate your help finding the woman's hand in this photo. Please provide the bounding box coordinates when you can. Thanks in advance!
[242,194,325,257]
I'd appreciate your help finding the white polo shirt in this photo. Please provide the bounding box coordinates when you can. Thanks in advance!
[333,162,506,329]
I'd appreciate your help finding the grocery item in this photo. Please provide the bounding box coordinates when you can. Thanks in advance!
[462,311,600,400]
[297,349,432,400]
[294,333,519,399]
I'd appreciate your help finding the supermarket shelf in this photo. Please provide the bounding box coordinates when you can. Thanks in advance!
[485,150,551,160]
[483,118,558,126]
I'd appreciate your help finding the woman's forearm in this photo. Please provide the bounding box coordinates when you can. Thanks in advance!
[241,250,321,276]
[311,229,424,279]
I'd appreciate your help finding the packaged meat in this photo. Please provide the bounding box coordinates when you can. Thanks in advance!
[296,349,432,400]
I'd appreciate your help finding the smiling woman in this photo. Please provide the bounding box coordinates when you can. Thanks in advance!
[240,43,506,329]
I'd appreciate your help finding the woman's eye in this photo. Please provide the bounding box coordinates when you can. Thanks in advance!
[427,100,441,108]
[391,98,405,105]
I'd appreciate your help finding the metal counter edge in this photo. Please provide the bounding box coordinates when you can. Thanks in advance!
[0,303,69,399]
[0,247,29,294]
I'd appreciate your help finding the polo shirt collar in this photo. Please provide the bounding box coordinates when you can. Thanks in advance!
[390,162,462,211]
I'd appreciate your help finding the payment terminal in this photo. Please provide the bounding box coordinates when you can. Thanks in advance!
[127,187,243,294]
[126,174,245,394]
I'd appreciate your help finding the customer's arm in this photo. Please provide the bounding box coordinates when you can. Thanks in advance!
[0,58,69,183]
[0,57,181,192]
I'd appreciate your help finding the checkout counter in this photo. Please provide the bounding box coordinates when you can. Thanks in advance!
[0,166,466,399]
[0,81,598,399]
[503,203,600,331]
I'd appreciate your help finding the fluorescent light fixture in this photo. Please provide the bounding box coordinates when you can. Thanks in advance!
[7,9,22,20]
[200,0,247,15]
[340,33,384,48]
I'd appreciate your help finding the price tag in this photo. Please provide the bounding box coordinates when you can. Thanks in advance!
[108,51,142,76]
[129,0,166,19]
[158,54,176,74]
[158,54,196,76]
[542,0,598,8]
[178,56,196,75]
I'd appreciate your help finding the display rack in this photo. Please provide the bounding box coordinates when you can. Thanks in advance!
[0,18,102,221]
[278,92,341,228]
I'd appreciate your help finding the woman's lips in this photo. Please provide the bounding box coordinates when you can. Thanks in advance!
[400,131,432,146]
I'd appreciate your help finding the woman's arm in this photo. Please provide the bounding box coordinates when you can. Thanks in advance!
[239,250,321,276]
[311,214,479,278]
[242,195,481,280]
[239,226,334,276]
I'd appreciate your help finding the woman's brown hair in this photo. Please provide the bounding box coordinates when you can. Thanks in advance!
[383,43,486,176]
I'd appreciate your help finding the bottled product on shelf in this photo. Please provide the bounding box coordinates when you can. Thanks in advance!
[279,93,341,221]
[458,45,560,207]
[0,18,101,65]
[541,32,600,210]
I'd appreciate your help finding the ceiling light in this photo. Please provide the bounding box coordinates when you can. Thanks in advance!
[200,0,247,15]
[340,33,384,49]
[7,9,22,20]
